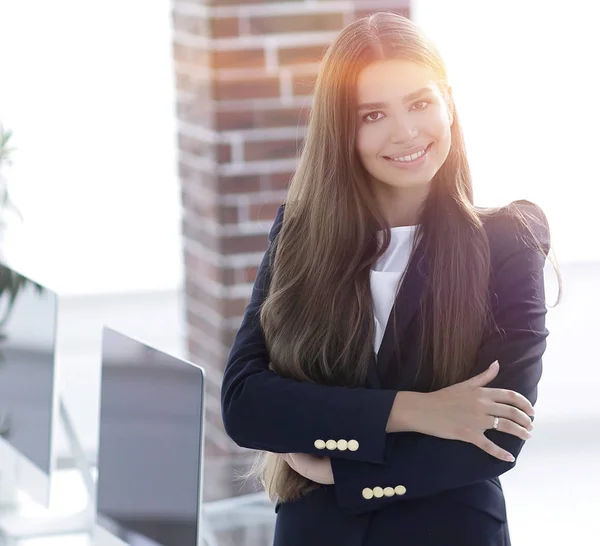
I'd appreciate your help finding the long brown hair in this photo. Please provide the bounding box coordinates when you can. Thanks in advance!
[239,12,562,504]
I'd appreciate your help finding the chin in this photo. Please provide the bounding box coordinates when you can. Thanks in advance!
[374,178,428,191]
[381,169,433,183]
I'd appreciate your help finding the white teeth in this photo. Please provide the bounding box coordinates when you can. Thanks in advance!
[390,146,428,162]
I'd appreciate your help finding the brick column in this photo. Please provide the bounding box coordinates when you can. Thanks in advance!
[172,0,410,504]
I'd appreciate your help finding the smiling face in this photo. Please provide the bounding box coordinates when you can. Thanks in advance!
[355,59,454,223]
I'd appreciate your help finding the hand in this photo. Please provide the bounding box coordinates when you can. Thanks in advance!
[409,360,535,461]
[281,453,334,485]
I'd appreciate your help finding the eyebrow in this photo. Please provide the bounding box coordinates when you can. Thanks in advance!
[357,86,434,111]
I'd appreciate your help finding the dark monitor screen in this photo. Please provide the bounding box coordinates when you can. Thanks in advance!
[96,327,205,546]
[0,260,58,507]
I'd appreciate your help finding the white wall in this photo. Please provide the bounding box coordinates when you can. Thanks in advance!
[413,0,600,264]
[0,0,183,296]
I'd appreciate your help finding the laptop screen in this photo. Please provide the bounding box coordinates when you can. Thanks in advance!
[96,327,205,546]
[0,260,58,507]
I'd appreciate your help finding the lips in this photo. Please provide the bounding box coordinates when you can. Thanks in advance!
[385,143,432,161]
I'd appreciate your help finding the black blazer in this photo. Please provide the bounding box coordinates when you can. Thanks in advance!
[221,200,550,546]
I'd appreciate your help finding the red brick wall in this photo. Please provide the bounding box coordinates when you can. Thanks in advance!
[172,0,410,505]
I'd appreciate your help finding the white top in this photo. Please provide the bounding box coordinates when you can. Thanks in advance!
[370,225,419,354]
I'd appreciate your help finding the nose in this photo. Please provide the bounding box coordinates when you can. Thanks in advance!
[390,116,418,144]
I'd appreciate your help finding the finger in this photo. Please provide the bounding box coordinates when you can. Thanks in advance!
[489,402,534,431]
[473,436,515,462]
[283,454,296,470]
[464,360,499,387]
[488,388,535,417]
[288,453,304,472]
[488,416,532,441]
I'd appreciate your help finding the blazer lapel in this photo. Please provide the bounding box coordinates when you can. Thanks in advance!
[366,237,429,388]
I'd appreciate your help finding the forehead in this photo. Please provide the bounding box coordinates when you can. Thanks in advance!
[356,59,439,102]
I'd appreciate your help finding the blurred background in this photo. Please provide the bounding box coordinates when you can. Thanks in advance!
[0,0,598,545]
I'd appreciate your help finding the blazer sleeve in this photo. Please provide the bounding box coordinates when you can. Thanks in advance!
[220,204,398,463]
[330,200,551,516]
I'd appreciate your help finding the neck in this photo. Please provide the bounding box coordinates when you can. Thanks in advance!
[373,182,429,227]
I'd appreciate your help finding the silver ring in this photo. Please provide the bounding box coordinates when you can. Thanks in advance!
[492,416,500,430]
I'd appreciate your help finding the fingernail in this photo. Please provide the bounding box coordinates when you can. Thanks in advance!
[505,454,515,462]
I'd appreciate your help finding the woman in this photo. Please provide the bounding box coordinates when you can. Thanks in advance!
[220,12,561,546]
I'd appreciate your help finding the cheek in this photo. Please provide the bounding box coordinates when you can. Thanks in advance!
[435,119,452,152]
[428,108,452,141]
[356,126,381,161]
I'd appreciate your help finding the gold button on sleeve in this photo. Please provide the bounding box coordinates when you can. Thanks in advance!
[383,487,395,497]
[325,439,337,450]
[347,439,359,451]
[394,485,407,496]
[314,439,326,450]
[336,439,348,451]
[362,488,374,500]
[373,487,384,498]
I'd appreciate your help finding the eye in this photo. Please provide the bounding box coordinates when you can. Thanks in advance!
[363,111,384,123]
[412,100,430,111]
